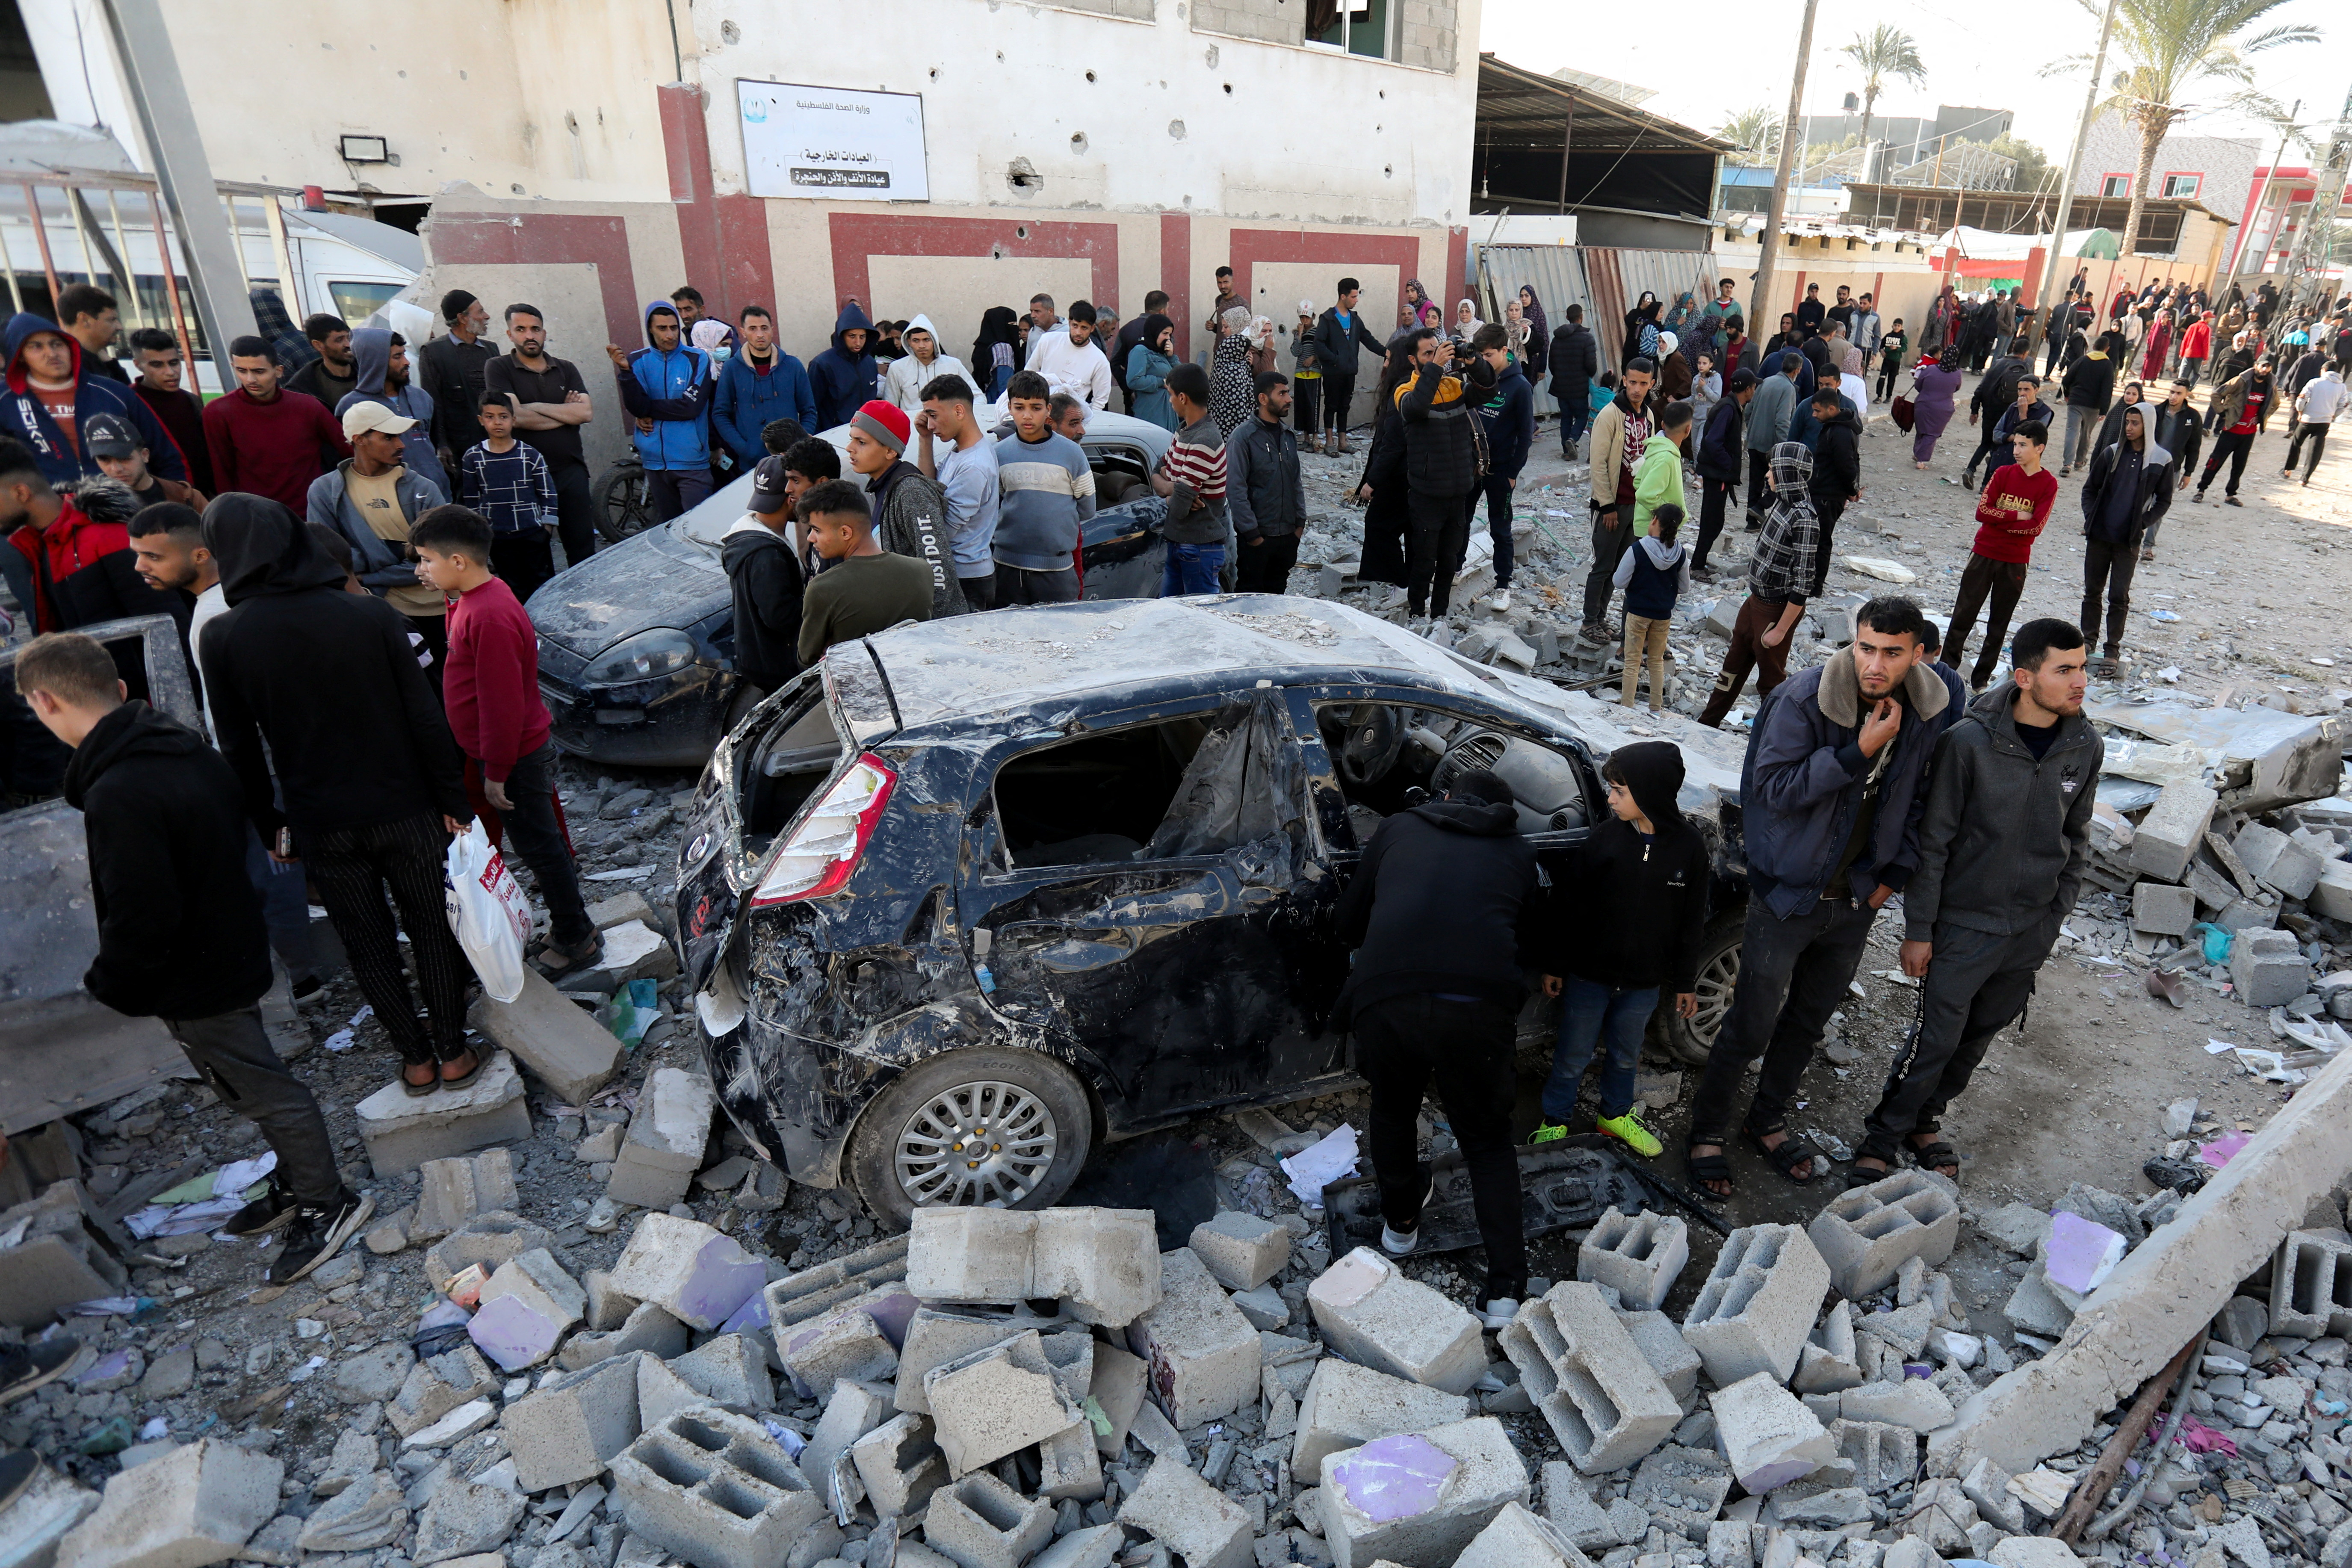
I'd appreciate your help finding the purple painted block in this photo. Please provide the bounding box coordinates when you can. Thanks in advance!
[2045,1210,2126,1296]
[2198,1131,2252,1168]
[672,1235,766,1330]
[468,1292,562,1370]
[719,1289,771,1337]
[863,1287,920,1348]
[1330,1433,1457,1524]
[73,1349,131,1388]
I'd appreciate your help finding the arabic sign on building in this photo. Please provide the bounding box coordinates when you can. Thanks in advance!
[737,80,930,201]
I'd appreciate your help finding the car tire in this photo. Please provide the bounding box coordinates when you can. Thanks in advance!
[591,461,656,545]
[844,1048,1095,1229]
[1656,909,1744,1068]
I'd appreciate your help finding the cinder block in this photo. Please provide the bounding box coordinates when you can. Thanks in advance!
[388,1346,499,1437]
[850,1412,948,1517]
[1087,1342,1149,1458]
[1318,1417,1531,1568]
[2312,859,2352,922]
[1189,1211,1292,1293]
[892,1309,1016,1415]
[668,1333,774,1409]
[1680,1224,1831,1385]
[1807,1170,1960,1298]
[779,1300,902,1398]
[469,1246,586,1370]
[409,1148,520,1243]
[422,1210,551,1293]
[558,1299,692,1372]
[636,1351,712,1431]
[2233,927,2311,1006]
[763,1233,911,1335]
[2215,895,2278,934]
[1499,1282,1680,1474]
[1619,1310,1702,1402]
[925,1330,1082,1476]
[610,1407,827,1568]
[1961,1454,2026,1534]
[54,1438,281,1568]
[502,1352,641,1491]
[1577,1209,1689,1312]
[2235,821,2324,899]
[606,1068,716,1209]
[907,1208,1036,1305]
[1290,1357,1472,1484]
[606,1212,767,1331]
[1035,1418,1105,1501]
[2270,1228,2352,1338]
[1029,1524,1123,1568]
[1794,1299,1863,1394]
[1629,1443,1735,1530]
[1124,1247,1262,1428]
[0,1182,130,1329]
[2132,880,2197,936]
[1306,1247,1485,1395]
[1037,1328,1093,1407]
[468,966,625,1105]
[1829,1418,1920,1494]
[1032,1208,1161,1327]
[926,1473,1055,1568]
[1837,1376,1956,1432]
[1708,1372,1835,1493]
[2130,781,2218,882]
[354,1050,531,1176]
[1117,1455,1254,1568]
[1455,1499,1588,1568]
[800,1377,892,1501]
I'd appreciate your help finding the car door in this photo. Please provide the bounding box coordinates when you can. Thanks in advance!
[955,690,1351,1128]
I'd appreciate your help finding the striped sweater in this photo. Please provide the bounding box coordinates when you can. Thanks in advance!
[1160,416,1228,544]
[992,430,1096,571]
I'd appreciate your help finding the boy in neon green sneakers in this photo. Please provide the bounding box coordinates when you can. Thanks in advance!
[1530,740,1708,1157]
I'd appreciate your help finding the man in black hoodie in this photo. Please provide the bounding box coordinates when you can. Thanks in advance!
[199,494,479,1094]
[1805,389,1862,599]
[1336,768,1542,1324]
[721,455,806,697]
[14,631,369,1283]
[1394,330,1495,626]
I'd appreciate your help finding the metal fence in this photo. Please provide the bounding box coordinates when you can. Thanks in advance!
[1470,243,1720,414]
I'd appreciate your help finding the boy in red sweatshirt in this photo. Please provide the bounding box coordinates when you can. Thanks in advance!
[412,505,601,974]
[1944,418,2058,692]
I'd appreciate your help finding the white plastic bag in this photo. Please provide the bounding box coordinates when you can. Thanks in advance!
[444,819,533,1003]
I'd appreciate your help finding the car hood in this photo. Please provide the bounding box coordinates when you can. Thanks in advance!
[529,471,756,655]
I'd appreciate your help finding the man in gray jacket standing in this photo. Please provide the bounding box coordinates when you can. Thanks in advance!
[1743,354,1802,527]
[1848,618,2099,1184]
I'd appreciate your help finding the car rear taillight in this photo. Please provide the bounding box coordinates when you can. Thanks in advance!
[748,753,897,907]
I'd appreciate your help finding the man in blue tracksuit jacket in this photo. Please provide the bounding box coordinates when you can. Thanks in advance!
[334,328,446,498]
[712,305,817,471]
[606,300,714,521]
[807,303,878,431]
[0,312,187,488]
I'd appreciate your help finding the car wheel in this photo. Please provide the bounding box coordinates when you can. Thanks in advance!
[1658,910,1743,1067]
[844,1049,1095,1228]
[592,461,656,544]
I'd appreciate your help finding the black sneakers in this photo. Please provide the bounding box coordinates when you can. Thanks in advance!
[0,1449,38,1514]
[265,1188,375,1286]
[0,1336,85,1406]
[223,1178,299,1238]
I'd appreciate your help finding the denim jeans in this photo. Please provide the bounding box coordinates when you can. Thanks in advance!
[1161,540,1226,596]
[1558,406,1592,458]
[1545,978,1658,1121]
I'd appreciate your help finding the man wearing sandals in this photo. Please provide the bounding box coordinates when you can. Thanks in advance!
[1850,619,2098,1184]
[1684,597,1948,1197]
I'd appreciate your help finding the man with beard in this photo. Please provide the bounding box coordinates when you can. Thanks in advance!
[334,328,447,497]
[286,315,359,409]
[2192,358,2276,506]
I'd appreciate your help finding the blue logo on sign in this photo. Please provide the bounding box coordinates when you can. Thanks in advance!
[744,97,768,124]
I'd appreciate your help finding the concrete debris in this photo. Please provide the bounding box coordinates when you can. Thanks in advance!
[907,1206,1163,1327]
[1126,1246,1262,1427]
[1306,1247,1485,1394]
[606,1066,717,1209]
[1316,1417,1529,1568]
[1575,1207,1690,1311]
[54,1439,280,1568]
[1710,1372,1835,1493]
[1682,1224,1832,1385]
[1498,1280,1679,1472]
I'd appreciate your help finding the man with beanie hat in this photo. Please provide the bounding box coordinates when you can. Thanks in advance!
[418,290,497,475]
[844,399,967,619]
[722,454,807,696]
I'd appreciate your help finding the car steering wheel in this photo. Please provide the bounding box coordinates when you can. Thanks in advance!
[1320,704,1405,790]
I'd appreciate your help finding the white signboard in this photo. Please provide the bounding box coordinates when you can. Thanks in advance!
[737,80,930,201]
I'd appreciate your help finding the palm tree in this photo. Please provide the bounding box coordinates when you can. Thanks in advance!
[2042,0,2319,257]
[1840,26,1927,150]
[1717,105,1783,164]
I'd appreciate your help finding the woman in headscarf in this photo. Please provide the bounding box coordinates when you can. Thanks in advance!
[1501,298,1528,366]
[1908,345,1966,468]
[971,307,1022,400]
[1126,314,1178,431]
[2142,309,2174,382]
[1656,331,1692,399]
[1454,298,1483,337]
[1403,280,1440,329]
[1624,291,1660,368]
[1663,291,1698,345]
[1210,306,1256,437]
[1925,284,1958,355]
[1354,334,1420,587]
[1246,315,1279,378]
[1518,285,1549,379]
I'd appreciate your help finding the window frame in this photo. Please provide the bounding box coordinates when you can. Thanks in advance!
[2099,173,2132,199]
[2160,171,2201,199]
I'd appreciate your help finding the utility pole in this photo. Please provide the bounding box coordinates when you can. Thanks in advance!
[2036,0,2123,317]
[2216,102,2301,308]
[1749,0,1823,348]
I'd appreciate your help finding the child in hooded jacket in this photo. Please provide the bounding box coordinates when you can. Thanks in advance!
[1613,502,1690,712]
[1533,740,1709,1157]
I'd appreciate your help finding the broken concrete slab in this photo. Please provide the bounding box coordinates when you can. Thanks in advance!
[1306,1247,1485,1394]
[1124,1246,1262,1428]
[1117,1454,1254,1568]
[906,1207,1162,1327]
[1499,1282,1679,1473]
[610,1407,826,1568]
[354,1050,531,1176]
[606,1211,766,1331]
[468,966,626,1105]
[54,1438,281,1568]
[925,1331,1082,1476]
[1808,1170,1961,1299]
[606,1067,716,1210]
[1317,1417,1530,1568]
[1577,1208,1690,1312]
[1189,1210,1292,1293]
[1290,1357,1474,1484]
[1454,1499,1588,1568]
[1710,1373,1836,1493]
[408,1148,520,1243]
[1681,1224,1831,1386]
[503,1353,642,1491]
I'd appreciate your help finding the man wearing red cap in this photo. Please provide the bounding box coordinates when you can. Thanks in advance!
[843,399,966,619]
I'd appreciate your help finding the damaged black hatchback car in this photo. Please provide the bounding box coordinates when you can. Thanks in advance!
[672,596,1748,1223]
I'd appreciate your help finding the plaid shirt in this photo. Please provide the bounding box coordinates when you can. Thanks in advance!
[1747,442,1820,605]
[459,440,557,535]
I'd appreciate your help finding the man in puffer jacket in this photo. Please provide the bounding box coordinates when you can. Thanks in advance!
[1394,329,1495,626]
[1581,357,1660,642]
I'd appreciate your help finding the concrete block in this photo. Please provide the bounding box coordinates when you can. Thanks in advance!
[607,1211,767,1330]
[1454,1499,1590,1568]
[907,1208,1036,1305]
[1035,1418,1105,1501]
[2312,859,2352,923]
[411,1474,526,1564]
[1680,1225,1832,1385]
[1306,1247,1485,1395]
[1628,1443,1735,1530]
[422,1210,551,1293]
[925,1330,1082,1476]
[1232,1284,1288,1330]
[2236,821,2323,900]
[1577,1209,1689,1312]
[502,1353,641,1491]
[409,1148,520,1242]
[588,889,659,930]
[763,1234,910,1333]
[1318,1417,1531,1568]
[1618,1309,1702,1402]
[2215,895,2279,934]
[610,1407,827,1568]
[800,1377,893,1500]
[1541,1460,1642,1550]
[893,1309,1016,1414]
[1125,1246,1262,1428]
[850,1412,947,1517]
[1118,1454,1256,1568]
[2003,1263,2076,1338]
[1499,1282,1680,1473]
[2132,881,2198,936]
[591,918,681,982]
[1839,1376,1956,1432]
[53,1438,281,1568]
[1189,1210,1292,1292]
[469,966,626,1105]
[1830,1418,1920,1494]
[926,1473,1055,1568]
[1028,1524,1122,1568]
[468,1246,586,1370]
[558,1299,692,1372]
[1034,1208,1161,1327]
[2233,927,2311,1007]
[1960,1455,2025,1534]
[2270,1228,2352,1338]
[1794,1300,1863,1395]
[669,1333,774,1409]
[1087,1342,1148,1458]
[1989,1540,2080,1568]
[388,1346,499,1438]
[637,1351,713,1431]
[606,1068,716,1209]
[1291,1357,1473,1484]
[2130,781,2218,883]
[354,1050,531,1176]
[780,1301,902,1398]
[1807,1171,1960,1299]
[1709,1373,1836,1493]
